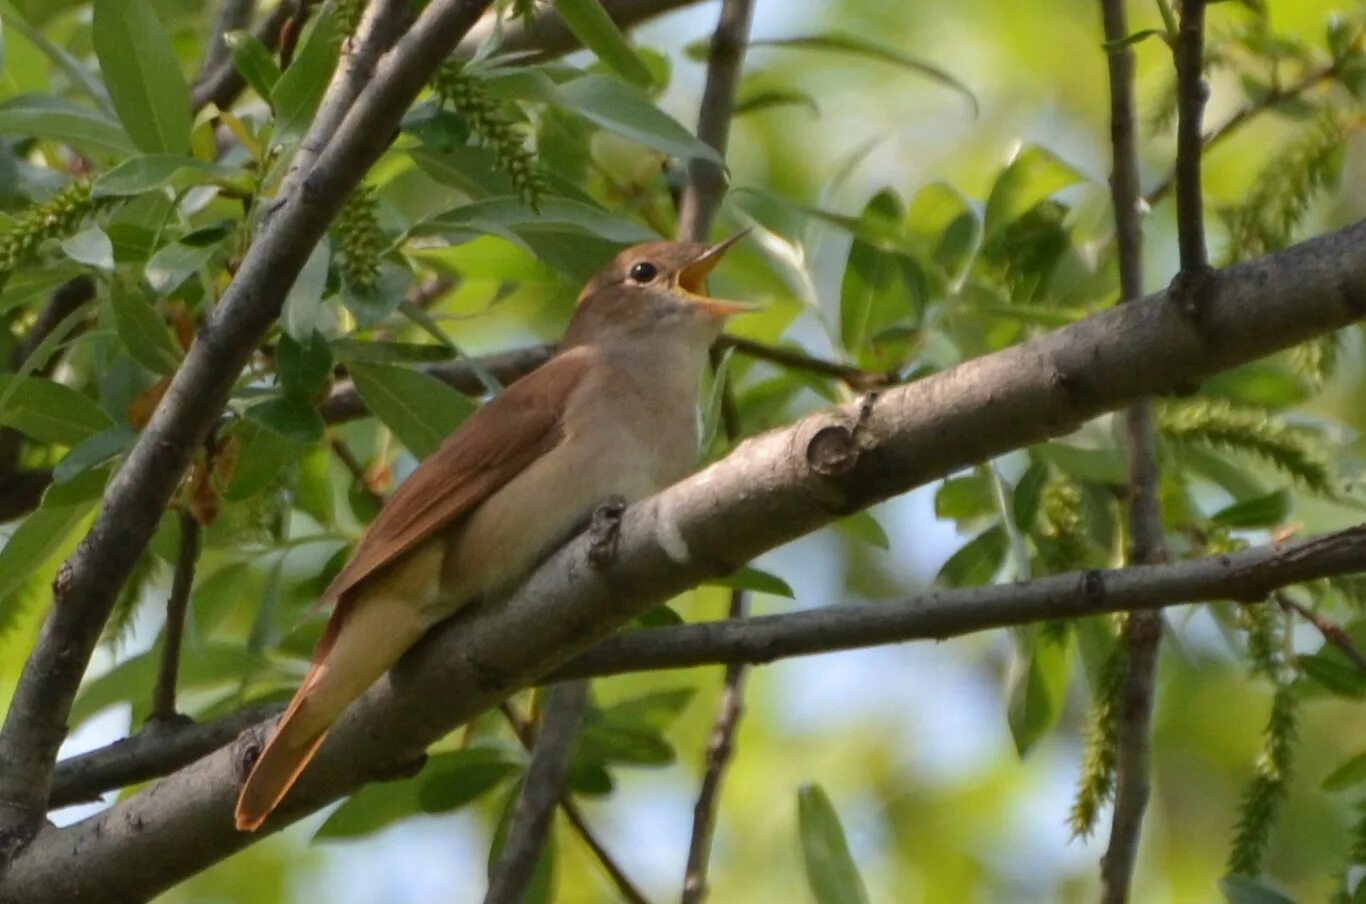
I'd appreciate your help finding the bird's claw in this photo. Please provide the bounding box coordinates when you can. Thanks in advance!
[588,496,627,569]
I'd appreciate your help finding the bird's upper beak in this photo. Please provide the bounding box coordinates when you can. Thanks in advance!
[675,230,758,318]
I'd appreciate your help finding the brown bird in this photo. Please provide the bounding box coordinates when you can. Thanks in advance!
[234,234,750,831]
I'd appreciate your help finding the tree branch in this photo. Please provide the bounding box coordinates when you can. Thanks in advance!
[48,706,280,810]
[1275,592,1366,673]
[0,0,496,848]
[193,0,257,87]
[1173,0,1209,273]
[1097,1,1164,900]
[498,704,651,904]
[484,681,588,904]
[149,513,202,723]
[3,219,1366,900]
[191,1,296,112]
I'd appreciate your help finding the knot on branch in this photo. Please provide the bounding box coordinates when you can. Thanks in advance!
[1168,264,1217,322]
[51,561,74,601]
[587,496,627,570]
[232,722,270,784]
[806,425,857,476]
[1081,570,1107,607]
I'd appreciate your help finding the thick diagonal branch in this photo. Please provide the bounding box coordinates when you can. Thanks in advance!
[4,218,1365,901]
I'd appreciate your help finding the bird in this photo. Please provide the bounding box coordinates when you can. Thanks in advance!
[234,233,751,831]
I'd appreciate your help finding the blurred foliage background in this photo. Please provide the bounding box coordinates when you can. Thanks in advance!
[0,0,1364,901]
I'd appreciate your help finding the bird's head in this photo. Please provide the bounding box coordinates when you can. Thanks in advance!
[565,233,753,348]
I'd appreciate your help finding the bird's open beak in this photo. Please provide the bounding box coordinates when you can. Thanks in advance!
[676,230,758,318]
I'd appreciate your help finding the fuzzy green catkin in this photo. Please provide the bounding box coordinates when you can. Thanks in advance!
[1226,686,1298,877]
[1070,644,1127,838]
[430,63,547,209]
[0,180,97,285]
[1038,478,1093,573]
[333,183,382,290]
[1157,398,1333,495]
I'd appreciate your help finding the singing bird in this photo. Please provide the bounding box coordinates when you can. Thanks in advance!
[234,234,751,831]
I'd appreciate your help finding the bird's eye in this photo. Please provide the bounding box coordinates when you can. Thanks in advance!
[628,261,659,284]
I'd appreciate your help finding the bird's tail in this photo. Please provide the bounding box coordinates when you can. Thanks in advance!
[234,596,424,831]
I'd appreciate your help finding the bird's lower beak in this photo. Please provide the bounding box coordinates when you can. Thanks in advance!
[677,230,759,318]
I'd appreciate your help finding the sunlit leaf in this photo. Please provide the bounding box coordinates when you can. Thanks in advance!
[554,0,653,87]
[797,784,871,904]
[556,74,722,163]
[983,146,1084,240]
[1007,626,1072,755]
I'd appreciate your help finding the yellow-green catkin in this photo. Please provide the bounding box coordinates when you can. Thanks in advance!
[333,183,381,290]
[431,63,547,209]
[1070,644,1127,838]
[0,180,97,284]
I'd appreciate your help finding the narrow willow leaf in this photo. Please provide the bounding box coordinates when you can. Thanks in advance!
[349,362,476,458]
[554,0,653,87]
[1321,751,1366,791]
[0,375,114,445]
[1007,626,1072,756]
[93,155,236,198]
[556,74,722,164]
[223,30,282,102]
[937,525,1007,588]
[53,425,136,483]
[271,7,340,143]
[797,784,871,904]
[111,293,184,375]
[0,96,135,156]
[91,0,190,155]
[0,470,105,602]
[983,146,1084,240]
[247,397,324,446]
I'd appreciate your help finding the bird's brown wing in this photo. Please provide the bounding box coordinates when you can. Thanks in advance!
[322,347,595,604]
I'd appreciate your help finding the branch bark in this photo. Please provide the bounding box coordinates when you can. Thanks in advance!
[3,217,1365,900]
[149,513,202,723]
[484,681,589,904]
[1173,0,1209,273]
[1098,1,1165,900]
[0,0,496,849]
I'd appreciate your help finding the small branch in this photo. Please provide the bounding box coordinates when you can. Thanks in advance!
[676,0,755,242]
[499,705,652,904]
[681,588,747,904]
[719,336,895,391]
[1173,0,1209,272]
[484,681,589,904]
[48,705,278,810]
[1275,592,1366,672]
[194,0,257,87]
[191,1,296,111]
[328,436,384,506]
[1098,2,1165,901]
[553,524,1366,681]
[1144,64,1339,206]
[456,0,706,63]
[149,512,202,724]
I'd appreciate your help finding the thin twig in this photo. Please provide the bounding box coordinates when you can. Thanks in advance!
[1144,64,1340,206]
[675,5,756,898]
[194,0,257,86]
[1275,592,1366,672]
[1097,1,1166,901]
[191,1,296,111]
[719,336,895,390]
[149,512,202,723]
[499,704,653,904]
[328,436,384,507]
[1172,0,1210,272]
[681,588,748,904]
[485,681,590,904]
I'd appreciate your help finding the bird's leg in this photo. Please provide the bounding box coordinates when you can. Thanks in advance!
[587,496,628,569]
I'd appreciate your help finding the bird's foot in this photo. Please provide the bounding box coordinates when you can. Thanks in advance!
[587,496,628,569]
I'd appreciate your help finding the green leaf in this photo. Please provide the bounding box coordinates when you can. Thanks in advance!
[935,474,995,524]
[224,30,282,101]
[599,688,694,731]
[92,0,190,155]
[710,566,795,598]
[1321,751,1366,791]
[71,640,260,725]
[554,0,653,87]
[111,293,183,375]
[0,264,86,316]
[1298,652,1366,699]
[1012,463,1048,531]
[1103,28,1166,51]
[833,510,890,549]
[1210,490,1290,528]
[937,525,1007,588]
[0,472,103,601]
[983,146,1084,240]
[316,776,422,840]
[271,6,340,143]
[1007,627,1072,756]
[556,74,723,163]
[838,190,922,363]
[415,196,654,245]
[734,88,820,118]
[330,340,457,365]
[0,95,135,156]
[349,362,477,458]
[749,33,977,116]
[144,241,217,296]
[277,332,333,403]
[280,238,331,342]
[417,748,522,813]
[59,226,115,271]
[247,397,324,446]
[223,417,297,499]
[797,784,871,904]
[92,155,234,198]
[1218,875,1297,904]
[1033,442,1127,485]
[0,5,115,115]
[0,375,114,445]
[53,425,136,484]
